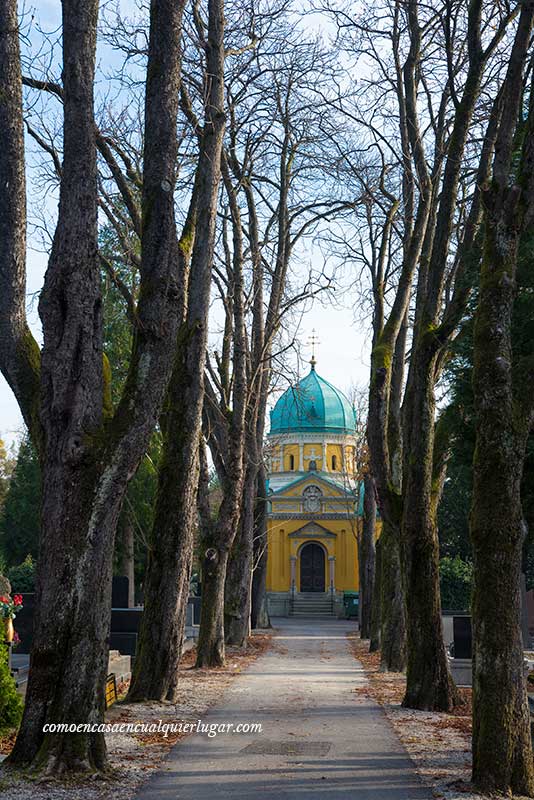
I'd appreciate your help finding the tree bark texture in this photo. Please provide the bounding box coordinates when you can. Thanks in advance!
[471,225,534,796]
[369,535,382,652]
[378,520,406,671]
[225,459,255,646]
[251,463,270,630]
[401,341,456,709]
[471,5,534,786]
[398,0,497,712]
[359,473,376,639]
[0,0,41,450]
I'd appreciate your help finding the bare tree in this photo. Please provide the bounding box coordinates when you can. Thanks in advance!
[0,0,187,773]
[328,0,520,706]
[221,31,351,647]
[400,0,518,711]
[470,1,534,791]
[128,0,227,700]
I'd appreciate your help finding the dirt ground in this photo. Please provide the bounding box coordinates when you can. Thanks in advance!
[348,633,533,800]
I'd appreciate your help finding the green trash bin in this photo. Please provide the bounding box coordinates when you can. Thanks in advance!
[343,591,359,619]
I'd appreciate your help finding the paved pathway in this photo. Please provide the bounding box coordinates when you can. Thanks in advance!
[136,618,430,800]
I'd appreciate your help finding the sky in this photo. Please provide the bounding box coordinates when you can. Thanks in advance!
[0,0,373,450]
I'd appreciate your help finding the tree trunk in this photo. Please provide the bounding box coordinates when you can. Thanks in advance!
[7,0,108,772]
[379,520,406,671]
[471,478,533,795]
[369,536,382,652]
[470,152,534,794]
[197,546,230,667]
[128,0,226,698]
[126,353,199,700]
[224,463,255,646]
[367,326,408,670]
[10,461,140,772]
[359,473,376,639]
[196,451,247,666]
[251,464,270,630]
[401,342,456,709]
[119,515,135,607]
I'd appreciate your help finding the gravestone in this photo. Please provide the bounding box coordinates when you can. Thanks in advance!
[109,631,138,657]
[453,615,472,659]
[12,593,35,654]
[189,596,201,624]
[112,576,130,608]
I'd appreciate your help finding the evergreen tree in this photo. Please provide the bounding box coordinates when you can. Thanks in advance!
[0,438,15,513]
[0,436,40,566]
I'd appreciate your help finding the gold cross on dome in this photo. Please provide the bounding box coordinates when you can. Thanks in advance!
[307,329,320,369]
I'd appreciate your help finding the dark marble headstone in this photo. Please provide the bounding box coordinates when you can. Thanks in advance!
[109,631,138,657]
[111,607,143,633]
[453,615,472,659]
[189,596,201,624]
[112,576,130,608]
[12,593,35,654]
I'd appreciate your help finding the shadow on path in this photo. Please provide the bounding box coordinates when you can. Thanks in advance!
[135,618,430,800]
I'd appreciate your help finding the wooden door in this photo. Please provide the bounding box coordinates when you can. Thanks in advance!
[300,543,325,592]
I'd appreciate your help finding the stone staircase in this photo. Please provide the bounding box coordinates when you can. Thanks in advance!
[290,592,335,617]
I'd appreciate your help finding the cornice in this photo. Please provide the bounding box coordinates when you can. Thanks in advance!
[268,512,356,520]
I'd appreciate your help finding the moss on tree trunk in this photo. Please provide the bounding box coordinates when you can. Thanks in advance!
[401,342,457,710]
[471,215,534,796]
[379,521,406,671]
[359,473,376,640]
[369,535,382,652]
[196,547,229,667]
[224,465,255,647]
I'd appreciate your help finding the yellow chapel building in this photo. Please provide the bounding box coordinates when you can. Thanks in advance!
[265,358,363,617]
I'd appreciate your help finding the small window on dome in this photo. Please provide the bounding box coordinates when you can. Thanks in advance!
[289,454,295,471]
[332,455,337,471]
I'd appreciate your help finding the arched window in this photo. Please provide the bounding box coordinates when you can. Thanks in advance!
[289,454,295,471]
[331,455,337,471]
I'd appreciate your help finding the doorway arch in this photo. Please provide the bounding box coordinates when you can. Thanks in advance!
[299,542,326,592]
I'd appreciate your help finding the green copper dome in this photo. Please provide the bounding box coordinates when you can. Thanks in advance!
[269,365,356,435]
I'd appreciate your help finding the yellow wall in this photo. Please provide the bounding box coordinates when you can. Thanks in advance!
[266,518,383,593]
[270,439,359,474]
[282,443,299,471]
[267,516,364,593]
[325,443,343,471]
[271,445,281,471]
[266,433,375,594]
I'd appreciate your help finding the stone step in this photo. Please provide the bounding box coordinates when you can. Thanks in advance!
[292,600,332,605]
[293,594,331,598]
[292,601,332,606]
[292,598,332,603]
[291,612,335,617]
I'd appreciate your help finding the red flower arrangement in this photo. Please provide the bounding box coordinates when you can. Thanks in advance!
[0,594,23,619]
